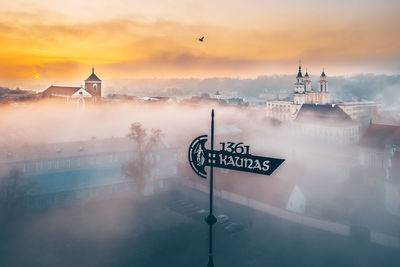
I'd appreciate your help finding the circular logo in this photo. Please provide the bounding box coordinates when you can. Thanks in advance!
[188,135,208,178]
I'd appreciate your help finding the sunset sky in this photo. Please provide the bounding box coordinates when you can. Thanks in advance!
[0,0,399,88]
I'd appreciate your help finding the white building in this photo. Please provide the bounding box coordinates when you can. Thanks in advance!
[337,102,380,133]
[266,101,300,121]
[294,103,360,144]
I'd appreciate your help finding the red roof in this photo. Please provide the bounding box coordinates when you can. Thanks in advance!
[43,86,80,97]
[359,124,400,149]
[295,104,354,126]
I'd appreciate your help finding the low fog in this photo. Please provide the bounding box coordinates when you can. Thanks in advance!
[0,99,399,266]
[103,74,400,108]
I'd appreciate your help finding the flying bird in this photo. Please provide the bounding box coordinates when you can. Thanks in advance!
[198,36,205,42]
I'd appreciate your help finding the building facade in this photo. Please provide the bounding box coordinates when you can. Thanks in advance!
[266,101,300,122]
[337,102,380,133]
[294,104,360,144]
[0,138,178,208]
[358,124,400,216]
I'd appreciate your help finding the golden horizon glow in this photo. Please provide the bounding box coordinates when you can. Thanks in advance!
[0,0,399,89]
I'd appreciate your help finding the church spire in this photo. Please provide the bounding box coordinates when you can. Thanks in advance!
[305,68,309,77]
[296,60,303,78]
[321,67,326,77]
[92,66,94,74]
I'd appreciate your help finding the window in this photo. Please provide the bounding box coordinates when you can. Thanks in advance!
[93,84,97,91]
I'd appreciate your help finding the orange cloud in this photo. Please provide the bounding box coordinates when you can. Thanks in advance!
[0,7,399,89]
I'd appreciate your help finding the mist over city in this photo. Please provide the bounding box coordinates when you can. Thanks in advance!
[1,0,400,266]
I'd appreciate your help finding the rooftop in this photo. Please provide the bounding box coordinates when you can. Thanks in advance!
[359,124,400,150]
[85,68,101,82]
[43,85,80,97]
[295,104,355,126]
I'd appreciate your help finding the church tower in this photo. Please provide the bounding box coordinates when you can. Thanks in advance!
[84,67,102,102]
[317,69,329,104]
[304,69,312,92]
[319,69,328,92]
[293,63,306,105]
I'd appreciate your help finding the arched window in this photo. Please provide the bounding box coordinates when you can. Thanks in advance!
[94,84,97,91]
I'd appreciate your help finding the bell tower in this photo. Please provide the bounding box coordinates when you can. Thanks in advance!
[84,67,102,102]
[317,68,329,104]
[319,68,328,92]
[304,69,311,92]
[293,63,306,105]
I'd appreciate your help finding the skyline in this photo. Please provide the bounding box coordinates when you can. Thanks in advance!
[1,0,399,89]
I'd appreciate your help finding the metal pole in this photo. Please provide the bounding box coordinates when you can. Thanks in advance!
[206,109,217,267]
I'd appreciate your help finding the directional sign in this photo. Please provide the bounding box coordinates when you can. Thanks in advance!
[188,135,284,179]
[190,110,285,267]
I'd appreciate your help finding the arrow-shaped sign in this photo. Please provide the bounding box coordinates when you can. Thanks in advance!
[188,135,284,179]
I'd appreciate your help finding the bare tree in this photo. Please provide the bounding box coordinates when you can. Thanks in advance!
[126,122,147,152]
[122,123,164,194]
[0,168,35,219]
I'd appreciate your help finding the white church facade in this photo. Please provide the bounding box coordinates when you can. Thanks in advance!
[266,64,330,121]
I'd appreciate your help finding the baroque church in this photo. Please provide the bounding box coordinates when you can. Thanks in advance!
[293,64,329,105]
[266,64,330,121]
[42,68,102,103]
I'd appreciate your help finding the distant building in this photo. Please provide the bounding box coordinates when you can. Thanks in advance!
[337,102,380,132]
[210,90,236,102]
[195,90,245,106]
[266,101,299,122]
[294,104,360,144]
[359,124,400,169]
[0,88,38,102]
[0,138,178,208]
[266,64,379,145]
[212,90,223,100]
[42,67,102,102]
[358,123,400,216]
[227,98,244,105]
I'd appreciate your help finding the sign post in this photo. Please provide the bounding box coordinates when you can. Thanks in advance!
[205,109,216,267]
[188,109,285,267]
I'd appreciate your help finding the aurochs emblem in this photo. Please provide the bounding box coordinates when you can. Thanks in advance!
[188,135,208,178]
